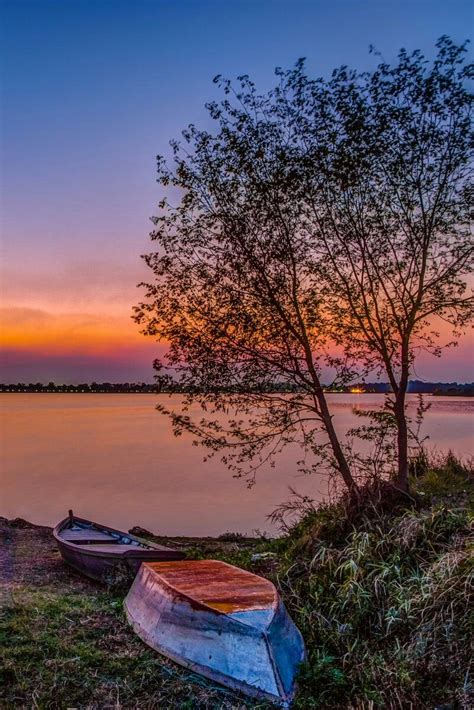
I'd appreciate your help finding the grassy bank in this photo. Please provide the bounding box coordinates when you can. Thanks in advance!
[274,453,473,708]
[1,453,472,708]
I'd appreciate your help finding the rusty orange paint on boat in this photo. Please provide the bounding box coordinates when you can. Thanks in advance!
[145,559,277,614]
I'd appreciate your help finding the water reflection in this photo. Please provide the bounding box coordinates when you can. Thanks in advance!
[1,394,472,535]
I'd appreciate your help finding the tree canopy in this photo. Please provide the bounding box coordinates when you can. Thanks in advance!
[135,37,473,498]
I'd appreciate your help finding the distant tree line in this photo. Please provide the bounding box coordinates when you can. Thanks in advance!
[1,380,472,395]
[0,382,160,393]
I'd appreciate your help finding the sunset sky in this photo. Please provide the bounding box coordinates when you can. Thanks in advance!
[1,0,473,383]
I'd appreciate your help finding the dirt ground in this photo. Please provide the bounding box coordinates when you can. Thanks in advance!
[0,517,91,606]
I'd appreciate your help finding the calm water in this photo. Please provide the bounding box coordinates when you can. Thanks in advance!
[1,394,473,535]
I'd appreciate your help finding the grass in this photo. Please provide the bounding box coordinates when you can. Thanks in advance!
[1,451,472,708]
[284,506,472,708]
[0,588,268,709]
[272,451,474,708]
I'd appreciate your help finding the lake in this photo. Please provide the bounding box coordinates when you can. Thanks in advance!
[1,394,473,536]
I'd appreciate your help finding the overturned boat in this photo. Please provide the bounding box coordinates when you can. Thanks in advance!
[53,511,185,583]
[124,559,305,705]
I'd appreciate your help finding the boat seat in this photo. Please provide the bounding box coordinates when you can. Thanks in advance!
[61,529,115,543]
[78,543,139,554]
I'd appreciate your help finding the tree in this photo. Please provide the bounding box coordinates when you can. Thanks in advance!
[135,37,473,500]
[280,37,473,491]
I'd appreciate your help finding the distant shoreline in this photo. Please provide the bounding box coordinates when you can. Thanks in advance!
[1,380,473,396]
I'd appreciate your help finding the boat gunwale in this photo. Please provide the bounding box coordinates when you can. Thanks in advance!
[140,559,279,618]
[53,516,181,559]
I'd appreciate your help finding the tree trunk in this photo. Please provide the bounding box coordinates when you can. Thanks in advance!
[299,332,359,498]
[316,391,360,498]
[393,391,409,493]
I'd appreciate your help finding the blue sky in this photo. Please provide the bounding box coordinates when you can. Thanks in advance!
[1,0,473,382]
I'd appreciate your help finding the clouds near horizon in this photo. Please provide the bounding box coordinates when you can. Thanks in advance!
[0,306,164,382]
[1,305,472,384]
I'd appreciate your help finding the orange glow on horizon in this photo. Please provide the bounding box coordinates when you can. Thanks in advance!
[1,305,472,382]
[0,307,160,357]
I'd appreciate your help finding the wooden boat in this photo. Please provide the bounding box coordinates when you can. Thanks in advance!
[53,511,185,583]
[124,559,305,705]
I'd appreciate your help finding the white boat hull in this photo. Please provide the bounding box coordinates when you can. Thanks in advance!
[124,560,305,705]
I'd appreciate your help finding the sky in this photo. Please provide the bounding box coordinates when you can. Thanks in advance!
[1,0,473,384]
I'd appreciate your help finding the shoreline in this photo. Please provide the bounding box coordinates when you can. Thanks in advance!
[0,515,268,561]
[0,515,266,708]
[2,456,472,709]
